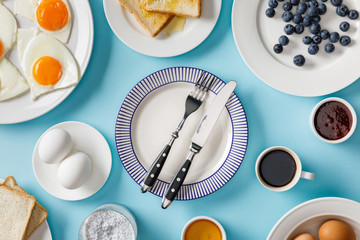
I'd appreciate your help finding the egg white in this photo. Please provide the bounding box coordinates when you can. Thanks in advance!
[0,3,17,58]
[0,58,29,101]
[17,28,79,100]
[15,0,72,43]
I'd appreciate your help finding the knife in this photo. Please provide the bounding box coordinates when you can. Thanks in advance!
[161,80,237,209]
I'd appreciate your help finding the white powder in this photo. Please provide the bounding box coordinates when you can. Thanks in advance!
[84,209,136,240]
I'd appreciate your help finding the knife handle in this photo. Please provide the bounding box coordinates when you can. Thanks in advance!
[162,150,196,209]
[141,144,171,193]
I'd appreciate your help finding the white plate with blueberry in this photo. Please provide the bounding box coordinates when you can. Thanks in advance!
[232,0,360,97]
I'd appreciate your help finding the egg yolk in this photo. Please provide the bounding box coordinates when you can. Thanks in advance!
[36,0,69,31]
[33,56,63,86]
[0,40,3,58]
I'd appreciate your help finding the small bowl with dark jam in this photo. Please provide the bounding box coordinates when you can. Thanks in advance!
[310,97,357,144]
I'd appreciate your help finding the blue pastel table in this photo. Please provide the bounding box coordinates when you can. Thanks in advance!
[1,0,360,239]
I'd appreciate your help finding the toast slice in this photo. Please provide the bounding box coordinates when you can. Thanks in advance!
[0,185,36,240]
[2,176,48,240]
[118,0,174,37]
[145,0,201,18]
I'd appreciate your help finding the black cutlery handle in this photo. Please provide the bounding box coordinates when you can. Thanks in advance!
[143,144,171,187]
[164,159,192,202]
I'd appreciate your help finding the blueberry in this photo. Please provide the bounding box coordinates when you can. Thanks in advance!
[265,8,276,18]
[290,0,300,5]
[340,36,351,46]
[284,24,296,35]
[321,0,327,2]
[303,16,313,27]
[318,3,327,15]
[329,32,340,43]
[273,44,283,53]
[307,6,319,17]
[283,2,293,11]
[340,21,350,32]
[279,35,289,46]
[349,10,359,20]
[303,36,313,45]
[278,0,284,1]
[309,1,319,7]
[308,44,320,55]
[310,23,321,34]
[312,15,321,22]
[293,14,303,24]
[331,0,342,6]
[320,29,330,39]
[337,5,349,17]
[268,0,278,8]
[282,11,294,22]
[325,43,335,53]
[293,55,306,67]
[295,24,305,34]
[312,35,322,44]
[297,2,308,14]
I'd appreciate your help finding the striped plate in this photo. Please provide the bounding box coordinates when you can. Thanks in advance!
[115,67,248,200]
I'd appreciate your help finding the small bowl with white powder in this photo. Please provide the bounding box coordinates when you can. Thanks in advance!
[79,203,137,240]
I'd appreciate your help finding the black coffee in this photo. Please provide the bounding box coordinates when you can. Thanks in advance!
[259,150,296,187]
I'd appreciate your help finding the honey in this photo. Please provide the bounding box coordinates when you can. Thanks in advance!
[184,219,222,240]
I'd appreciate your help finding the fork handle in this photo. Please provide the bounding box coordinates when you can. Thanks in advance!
[141,144,171,193]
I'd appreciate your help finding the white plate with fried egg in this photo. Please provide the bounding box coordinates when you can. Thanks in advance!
[103,0,222,57]
[0,0,94,124]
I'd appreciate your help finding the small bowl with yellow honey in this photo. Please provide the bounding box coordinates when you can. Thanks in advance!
[181,216,226,240]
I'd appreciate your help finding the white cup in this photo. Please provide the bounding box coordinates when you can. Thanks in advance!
[255,146,315,192]
[181,216,226,240]
[310,97,357,144]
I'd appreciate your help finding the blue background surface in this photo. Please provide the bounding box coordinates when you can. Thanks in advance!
[1,0,360,239]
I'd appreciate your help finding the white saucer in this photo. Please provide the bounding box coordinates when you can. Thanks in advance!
[32,121,112,201]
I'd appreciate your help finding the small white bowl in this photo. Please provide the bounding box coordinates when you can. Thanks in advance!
[181,216,226,240]
[310,97,357,144]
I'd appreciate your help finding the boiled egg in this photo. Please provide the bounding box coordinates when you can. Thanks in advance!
[17,28,79,100]
[293,233,316,240]
[319,220,356,240]
[38,128,72,164]
[0,58,29,101]
[58,152,91,189]
[15,0,72,43]
[0,3,17,58]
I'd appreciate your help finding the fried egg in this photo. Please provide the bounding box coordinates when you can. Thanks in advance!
[15,0,72,43]
[0,3,17,58]
[17,28,79,100]
[0,58,29,101]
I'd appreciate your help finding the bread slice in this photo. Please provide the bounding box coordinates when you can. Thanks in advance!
[118,0,174,37]
[0,185,36,240]
[2,176,48,240]
[145,0,201,18]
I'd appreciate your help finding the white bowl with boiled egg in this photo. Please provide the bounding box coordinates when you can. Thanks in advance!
[267,197,360,240]
[32,121,112,201]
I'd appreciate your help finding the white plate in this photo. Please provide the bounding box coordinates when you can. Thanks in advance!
[103,0,222,57]
[267,197,360,240]
[0,178,52,240]
[0,0,94,124]
[32,121,112,201]
[115,67,248,200]
[232,0,360,96]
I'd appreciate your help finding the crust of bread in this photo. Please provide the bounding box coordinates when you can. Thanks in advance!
[118,0,174,37]
[145,0,201,18]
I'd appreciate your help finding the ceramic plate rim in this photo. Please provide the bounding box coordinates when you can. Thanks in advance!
[0,0,94,124]
[232,0,360,97]
[115,66,249,200]
[267,197,360,240]
[103,0,222,57]
[0,178,52,240]
[32,121,112,201]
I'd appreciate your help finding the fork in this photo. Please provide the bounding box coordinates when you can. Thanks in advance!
[140,71,215,193]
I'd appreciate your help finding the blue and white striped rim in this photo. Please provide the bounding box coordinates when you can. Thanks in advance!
[115,67,249,200]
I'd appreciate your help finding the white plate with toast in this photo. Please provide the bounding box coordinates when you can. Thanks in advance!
[0,0,94,124]
[103,0,222,57]
[0,178,52,240]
